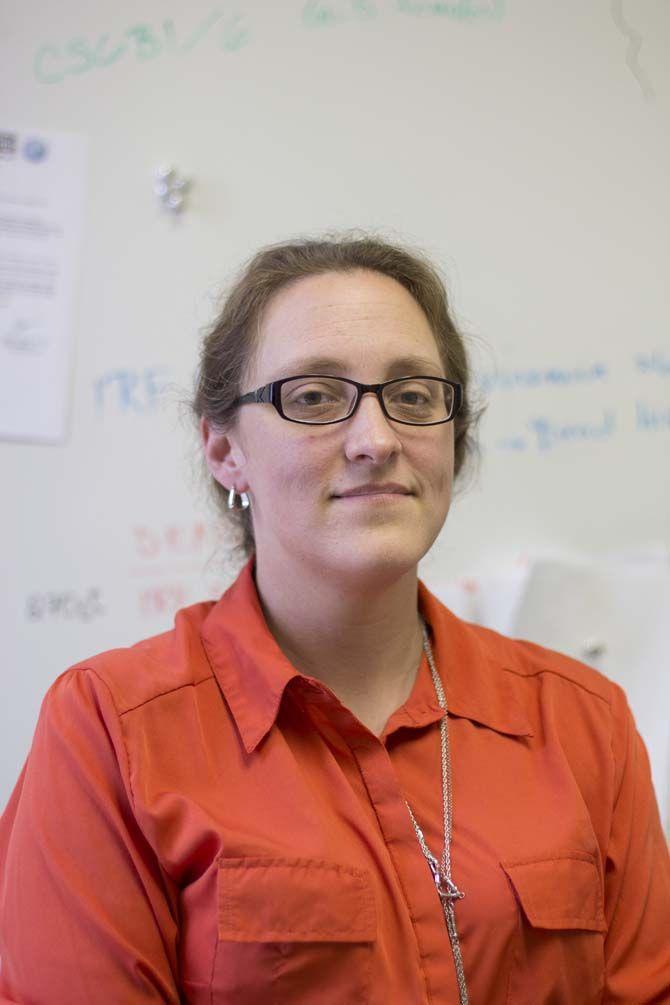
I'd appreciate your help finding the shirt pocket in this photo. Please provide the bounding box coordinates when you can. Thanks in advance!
[212,856,377,1004]
[500,852,606,1005]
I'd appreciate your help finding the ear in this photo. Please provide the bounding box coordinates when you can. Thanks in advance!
[200,416,250,493]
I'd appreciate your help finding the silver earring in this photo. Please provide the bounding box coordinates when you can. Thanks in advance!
[227,487,250,510]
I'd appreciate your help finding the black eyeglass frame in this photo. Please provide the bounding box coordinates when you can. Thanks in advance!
[233,374,463,426]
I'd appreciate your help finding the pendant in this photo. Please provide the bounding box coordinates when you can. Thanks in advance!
[441,899,469,1005]
[427,856,465,902]
[426,857,469,1005]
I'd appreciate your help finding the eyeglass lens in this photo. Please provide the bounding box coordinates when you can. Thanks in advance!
[280,377,454,424]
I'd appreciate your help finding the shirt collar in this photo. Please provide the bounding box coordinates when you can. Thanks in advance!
[201,559,300,754]
[201,559,533,753]
[415,581,533,739]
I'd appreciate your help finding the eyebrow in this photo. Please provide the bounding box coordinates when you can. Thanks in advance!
[272,355,445,380]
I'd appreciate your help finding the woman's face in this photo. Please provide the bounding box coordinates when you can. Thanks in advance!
[204,269,455,584]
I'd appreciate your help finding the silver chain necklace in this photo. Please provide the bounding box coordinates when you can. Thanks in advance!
[405,620,470,1005]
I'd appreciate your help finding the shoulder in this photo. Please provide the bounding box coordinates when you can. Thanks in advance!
[478,617,631,725]
[425,585,620,705]
[64,600,218,716]
[424,588,631,744]
[424,595,651,849]
[474,621,619,705]
[462,619,635,766]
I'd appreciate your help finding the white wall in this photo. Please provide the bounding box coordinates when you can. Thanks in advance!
[2,0,669,820]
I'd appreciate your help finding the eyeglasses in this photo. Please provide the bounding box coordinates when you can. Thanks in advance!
[233,374,462,426]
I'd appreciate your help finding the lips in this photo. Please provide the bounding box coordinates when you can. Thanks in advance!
[334,483,412,498]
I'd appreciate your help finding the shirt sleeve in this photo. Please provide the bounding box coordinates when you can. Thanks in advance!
[603,682,670,1004]
[0,668,182,1004]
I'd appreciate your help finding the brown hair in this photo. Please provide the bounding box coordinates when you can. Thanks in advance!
[191,230,484,557]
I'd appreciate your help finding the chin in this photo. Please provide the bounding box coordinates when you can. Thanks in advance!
[323,534,430,586]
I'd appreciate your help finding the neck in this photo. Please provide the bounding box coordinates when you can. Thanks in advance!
[253,553,424,732]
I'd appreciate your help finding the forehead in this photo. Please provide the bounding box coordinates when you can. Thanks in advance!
[253,269,441,377]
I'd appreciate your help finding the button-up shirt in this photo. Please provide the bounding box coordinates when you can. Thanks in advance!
[1,559,668,1003]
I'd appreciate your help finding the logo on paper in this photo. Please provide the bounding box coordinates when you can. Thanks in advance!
[2,319,49,355]
[0,132,17,158]
[22,137,48,162]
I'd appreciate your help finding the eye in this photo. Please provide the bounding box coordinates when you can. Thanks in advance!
[281,378,352,421]
[294,388,338,405]
[284,380,344,405]
[384,379,443,420]
[397,389,430,405]
[387,382,434,405]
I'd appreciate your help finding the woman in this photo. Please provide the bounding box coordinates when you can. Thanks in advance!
[0,234,668,1004]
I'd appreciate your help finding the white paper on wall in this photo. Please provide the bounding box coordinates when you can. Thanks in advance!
[425,558,532,634]
[513,557,670,836]
[0,127,87,443]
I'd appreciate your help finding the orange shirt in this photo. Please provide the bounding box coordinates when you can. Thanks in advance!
[1,558,668,1004]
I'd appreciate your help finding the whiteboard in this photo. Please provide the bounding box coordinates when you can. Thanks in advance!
[1,0,669,821]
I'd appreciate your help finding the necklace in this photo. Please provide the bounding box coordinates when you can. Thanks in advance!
[405,620,469,1005]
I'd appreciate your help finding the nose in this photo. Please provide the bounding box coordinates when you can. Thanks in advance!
[342,391,402,465]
